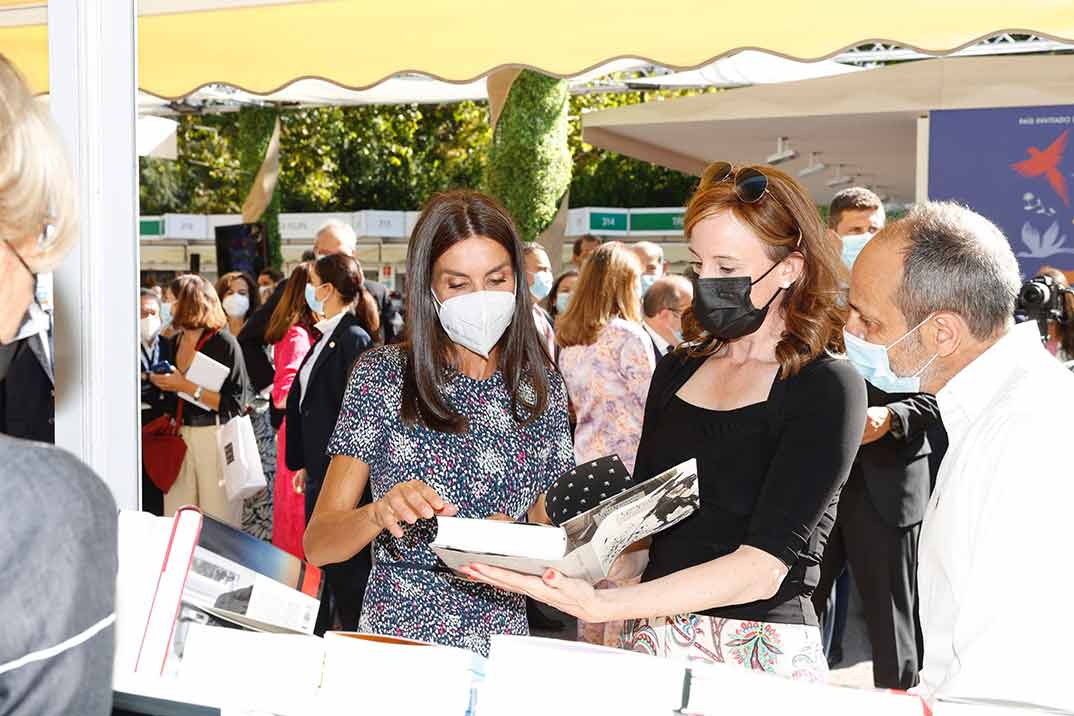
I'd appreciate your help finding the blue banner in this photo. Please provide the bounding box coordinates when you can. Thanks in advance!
[929,105,1074,278]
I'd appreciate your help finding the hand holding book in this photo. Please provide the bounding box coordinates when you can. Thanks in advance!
[371,479,458,538]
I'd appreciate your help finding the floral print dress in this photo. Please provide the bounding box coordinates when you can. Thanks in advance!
[558,318,655,478]
[326,346,575,656]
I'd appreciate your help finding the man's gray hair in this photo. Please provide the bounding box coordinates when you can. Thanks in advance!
[893,201,1021,340]
[522,243,549,258]
[632,241,664,263]
[315,218,358,253]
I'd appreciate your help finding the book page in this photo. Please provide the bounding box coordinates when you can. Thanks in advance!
[177,625,323,710]
[184,546,318,634]
[431,516,568,561]
[579,459,699,574]
[114,512,177,676]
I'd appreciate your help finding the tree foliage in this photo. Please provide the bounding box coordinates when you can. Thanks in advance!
[138,84,713,225]
[567,88,710,208]
[237,107,283,268]
[484,71,572,242]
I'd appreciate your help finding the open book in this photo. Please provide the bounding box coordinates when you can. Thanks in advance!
[431,458,698,583]
[115,508,322,679]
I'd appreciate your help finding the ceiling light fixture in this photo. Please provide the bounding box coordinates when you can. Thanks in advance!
[766,136,798,165]
[798,152,826,177]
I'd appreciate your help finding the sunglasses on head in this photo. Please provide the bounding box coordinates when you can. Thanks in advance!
[703,161,804,247]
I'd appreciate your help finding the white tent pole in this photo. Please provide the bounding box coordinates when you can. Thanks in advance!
[915,114,930,203]
[48,0,141,510]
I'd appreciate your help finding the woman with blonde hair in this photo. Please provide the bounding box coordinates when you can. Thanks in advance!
[556,241,654,475]
[465,163,867,683]
[0,54,117,714]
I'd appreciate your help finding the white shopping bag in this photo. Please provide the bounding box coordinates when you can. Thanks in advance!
[217,414,266,501]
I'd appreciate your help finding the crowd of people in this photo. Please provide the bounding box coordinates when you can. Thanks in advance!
[3,52,1074,714]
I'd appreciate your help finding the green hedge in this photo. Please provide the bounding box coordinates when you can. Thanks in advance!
[484,71,571,243]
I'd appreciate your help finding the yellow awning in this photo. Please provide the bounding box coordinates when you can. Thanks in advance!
[2,0,1074,98]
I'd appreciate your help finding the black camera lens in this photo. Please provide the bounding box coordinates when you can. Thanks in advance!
[1019,281,1051,308]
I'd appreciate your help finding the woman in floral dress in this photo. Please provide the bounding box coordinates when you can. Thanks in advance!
[303,191,575,656]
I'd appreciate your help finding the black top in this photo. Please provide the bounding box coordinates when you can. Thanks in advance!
[140,335,177,425]
[284,312,373,512]
[178,330,251,424]
[636,351,866,626]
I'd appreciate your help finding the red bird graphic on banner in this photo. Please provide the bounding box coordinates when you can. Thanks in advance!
[1011,129,1070,207]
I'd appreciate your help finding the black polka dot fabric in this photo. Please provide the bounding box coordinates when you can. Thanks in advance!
[545,454,633,525]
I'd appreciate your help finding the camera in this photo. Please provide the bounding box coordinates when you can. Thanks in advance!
[1015,274,1074,342]
[1016,275,1072,324]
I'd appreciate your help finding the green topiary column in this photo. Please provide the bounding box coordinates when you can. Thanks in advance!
[484,71,572,243]
[237,106,283,269]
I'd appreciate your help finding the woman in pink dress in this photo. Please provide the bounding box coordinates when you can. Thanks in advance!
[265,263,319,559]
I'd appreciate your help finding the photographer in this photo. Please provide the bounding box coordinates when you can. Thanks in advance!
[1024,267,1074,364]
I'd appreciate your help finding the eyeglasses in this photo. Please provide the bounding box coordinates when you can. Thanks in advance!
[703,161,803,247]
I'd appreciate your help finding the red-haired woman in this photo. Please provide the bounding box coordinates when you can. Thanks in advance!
[465,163,867,683]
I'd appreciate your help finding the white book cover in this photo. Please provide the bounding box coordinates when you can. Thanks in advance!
[432,458,699,583]
[177,350,228,410]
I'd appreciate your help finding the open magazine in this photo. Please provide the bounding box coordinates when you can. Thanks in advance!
[432,458,698,583]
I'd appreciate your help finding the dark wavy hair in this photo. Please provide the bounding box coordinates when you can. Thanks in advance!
[402,190,553,433]
[683,163,848,377]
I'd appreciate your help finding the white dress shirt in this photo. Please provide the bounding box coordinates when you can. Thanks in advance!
[642,320,671,356]
[299,311,345,405]
[914,321,1074,711]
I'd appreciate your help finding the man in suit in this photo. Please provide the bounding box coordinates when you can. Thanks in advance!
[641,275,692,362]
[0,290,54,443]
[139,289,175,516]
[284,286,373,634]
[238,220,397,394]
[811,190,946,690]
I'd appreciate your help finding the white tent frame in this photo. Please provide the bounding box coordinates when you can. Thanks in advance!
[49,0,141,509]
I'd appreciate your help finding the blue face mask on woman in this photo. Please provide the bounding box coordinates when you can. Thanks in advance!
[530,271,553,301]
[843,315,938,393]
[555,291,571,314]
[305,282,325,314]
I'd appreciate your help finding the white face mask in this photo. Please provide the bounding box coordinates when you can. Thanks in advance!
[222,293,250,319]
[433,289,516,359]
[140,314,162,343]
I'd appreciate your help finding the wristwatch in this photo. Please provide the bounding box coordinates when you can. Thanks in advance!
[192,385,204,402]
[887,408,905,439]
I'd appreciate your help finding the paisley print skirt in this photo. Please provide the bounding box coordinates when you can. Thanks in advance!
[620,613,827,683]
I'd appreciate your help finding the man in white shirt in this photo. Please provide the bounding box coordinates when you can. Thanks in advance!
[641,275,692,361]
[847,201,1074,711]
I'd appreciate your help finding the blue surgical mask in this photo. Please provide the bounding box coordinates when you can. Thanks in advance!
[305,283,325,314]
[530,270,554,301]
[555,292,571,314]
[640,273,659,296]
[840,232,875,269]
[843,315,938,393]
[672,329,684,344]
[160,301,173,328]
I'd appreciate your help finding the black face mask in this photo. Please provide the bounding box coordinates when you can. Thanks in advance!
[692,262,784,341]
